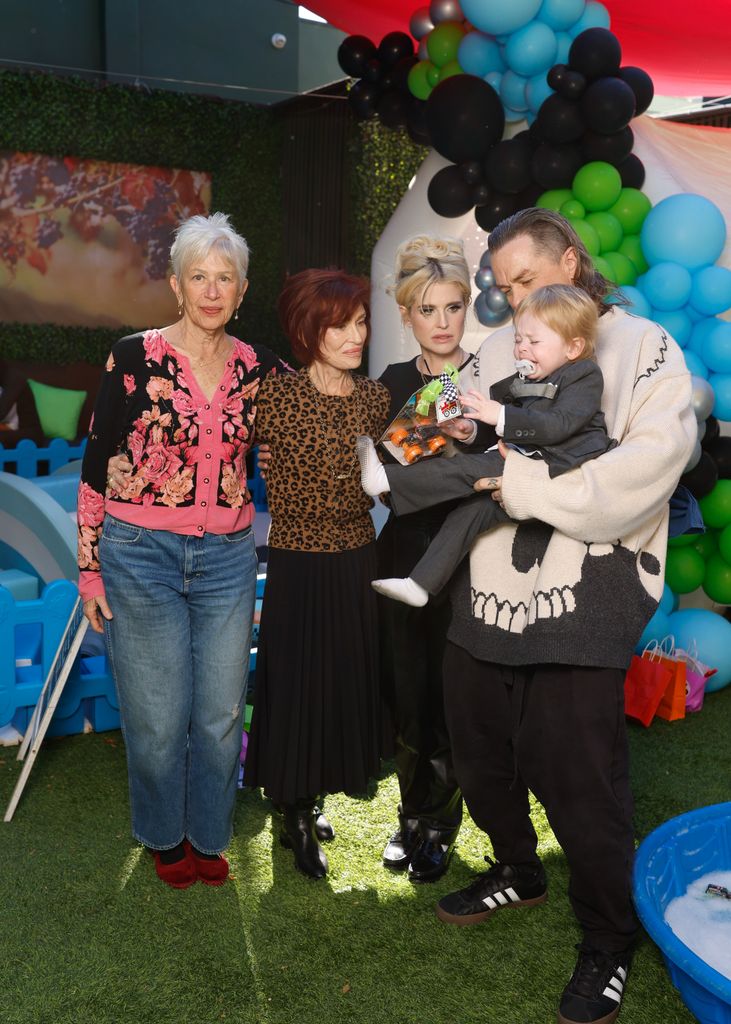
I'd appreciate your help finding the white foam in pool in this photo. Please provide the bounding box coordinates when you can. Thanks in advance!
[664,870,731,981]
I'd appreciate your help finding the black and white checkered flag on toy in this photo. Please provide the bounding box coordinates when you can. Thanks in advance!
[438,372,459,403]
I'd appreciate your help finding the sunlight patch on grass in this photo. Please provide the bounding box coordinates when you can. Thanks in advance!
[229,843,273,1024]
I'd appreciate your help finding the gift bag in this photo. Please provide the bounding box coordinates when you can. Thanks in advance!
[652,636,687,722]
[624,643,673,727]
[675,642,717,713]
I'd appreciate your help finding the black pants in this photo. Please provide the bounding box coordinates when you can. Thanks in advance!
[386,451,510,595]
[444,641,639,952]
[378,516,462,833]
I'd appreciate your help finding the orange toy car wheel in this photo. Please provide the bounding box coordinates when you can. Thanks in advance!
[403,443,423,463]
[427,435,447,454]
[390,428,409,445]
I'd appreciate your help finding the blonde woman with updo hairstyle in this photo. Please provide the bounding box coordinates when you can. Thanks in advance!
[376,234,486,884]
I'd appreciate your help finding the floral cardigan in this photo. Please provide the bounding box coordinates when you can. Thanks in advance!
[77,329,288,601]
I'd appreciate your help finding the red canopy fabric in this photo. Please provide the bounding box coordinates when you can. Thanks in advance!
[307,0,731,96]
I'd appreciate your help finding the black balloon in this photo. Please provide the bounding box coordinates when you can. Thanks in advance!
[472,182,492,206]
[531,142,583,189]
[537,93,585,144]
[475,193,519,232]
[548,64,587,99]
[580,77,636,135]
[384,55,418,93]
[484,137,533,194]
[569,28,622,80]
[348,79,379,120]
[406,97,431,145]
[705,435,731,479]
[581,125,634,165]
[378,31,414,67]
[426,75,505,164]
[376,90,409,128]
[363,57,383,84]
[515,181,544,209]
[460,160,484,184]
[617,66,654,116]
[681,450,718,499]
[338,35,378,78]
[427,165,475,218]
[617,152,645,188]
[701,415,721,449]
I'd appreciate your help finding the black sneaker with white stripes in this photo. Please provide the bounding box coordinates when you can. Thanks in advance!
[436,856,547,925]
[558,945,631,1024]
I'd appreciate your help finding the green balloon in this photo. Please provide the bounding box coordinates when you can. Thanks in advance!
[438,58,463,82]
[585,212,623,254]
[608,189,652,235]
[664,546,706,594]
[560,199,586,220]
[537,189,574,212]
[426,22,465,68]
[572,161,622,212]
[408,60,433,101]
[668,534,697,548]
[702,552,731,604]
[699,480,731,529]
[719,523,731,564]
[427,62,441,86]
[603,251,637,286]
[593,255,614,280]
[571,218,601,257]
[617,234,649,275]
[693,530,719,560]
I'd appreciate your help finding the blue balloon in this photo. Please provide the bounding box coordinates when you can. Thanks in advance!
[710,372,731,421]
[554,30,572,63]
[475,266,496,291]
[458,32,505,76]
[500,69,529,111]
[568,0,610,35]
[688,317,721,357]
[690,265,731,316]
[667,608,731,691]
[618,286,651,319]
[702,321,731,374]
[683,351,709,379]
[461,0,542,35]
[475,290,512,326]
[485,70,503,92]
[505,22,557,77]
[635,607,671,653]
[641,262,692,311]
[652,308,692,348]
[659,583,677,616]
[685,305,704,323]
[504,105,528,123]
[538,0,586,31]
[526,71,554,112]
[640,194,727,271]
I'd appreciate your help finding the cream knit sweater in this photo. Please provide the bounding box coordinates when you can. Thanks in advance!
[448,306,696,669]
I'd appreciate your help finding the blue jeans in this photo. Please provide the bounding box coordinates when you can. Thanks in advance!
[100,516,257,853]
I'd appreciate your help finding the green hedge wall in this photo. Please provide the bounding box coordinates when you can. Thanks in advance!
[0,69,284,363]
[0,70,424,367]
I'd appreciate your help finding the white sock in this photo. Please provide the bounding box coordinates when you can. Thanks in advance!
[371,577,428,607]
[356,436,389,496]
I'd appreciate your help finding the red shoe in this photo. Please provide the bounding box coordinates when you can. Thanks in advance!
[185,840,229,886]
[152,846,197,889]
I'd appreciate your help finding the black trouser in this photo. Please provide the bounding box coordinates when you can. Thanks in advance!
[386,451,510,595]
[444,642,639,952]
[378,516,462,833]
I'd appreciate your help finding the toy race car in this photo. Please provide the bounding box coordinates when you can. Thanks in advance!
[388,425,447,463]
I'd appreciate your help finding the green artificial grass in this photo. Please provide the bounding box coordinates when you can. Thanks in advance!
[1,687,730,1024]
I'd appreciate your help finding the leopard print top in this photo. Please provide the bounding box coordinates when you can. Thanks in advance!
[255,368,390,552]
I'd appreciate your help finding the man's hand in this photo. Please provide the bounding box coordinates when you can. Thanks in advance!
[441,417,476,442]
[474,441,509,505]
[107,454,133,494]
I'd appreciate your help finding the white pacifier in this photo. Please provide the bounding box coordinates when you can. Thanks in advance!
[515,358,536,378]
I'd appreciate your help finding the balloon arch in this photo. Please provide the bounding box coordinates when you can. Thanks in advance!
[313,0,731,684]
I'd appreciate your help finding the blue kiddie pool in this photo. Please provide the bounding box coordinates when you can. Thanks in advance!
[633,803,731,1023]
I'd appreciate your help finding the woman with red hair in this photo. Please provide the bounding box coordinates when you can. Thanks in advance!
[244,268,390,879]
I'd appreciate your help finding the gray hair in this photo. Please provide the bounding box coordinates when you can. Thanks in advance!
[170,212,250,284]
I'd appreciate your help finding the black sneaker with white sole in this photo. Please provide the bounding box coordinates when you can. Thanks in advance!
[436,856,547,925]
[558,945,631,1024]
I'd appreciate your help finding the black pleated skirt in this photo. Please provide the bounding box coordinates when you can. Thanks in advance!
[244,543,382,804]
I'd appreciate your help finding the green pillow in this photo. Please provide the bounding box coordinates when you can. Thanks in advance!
[27,378,88,442]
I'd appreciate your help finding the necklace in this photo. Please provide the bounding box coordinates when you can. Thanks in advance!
[306,370,364,481]
[419,349,465,386]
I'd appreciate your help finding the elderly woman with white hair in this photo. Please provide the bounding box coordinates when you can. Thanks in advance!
[77,212,289,890]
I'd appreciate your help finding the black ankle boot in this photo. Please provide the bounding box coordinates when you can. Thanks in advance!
[382,809,421,871]
[408,823,459,883]
[313,804,335,842]
[280,802,328,879]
